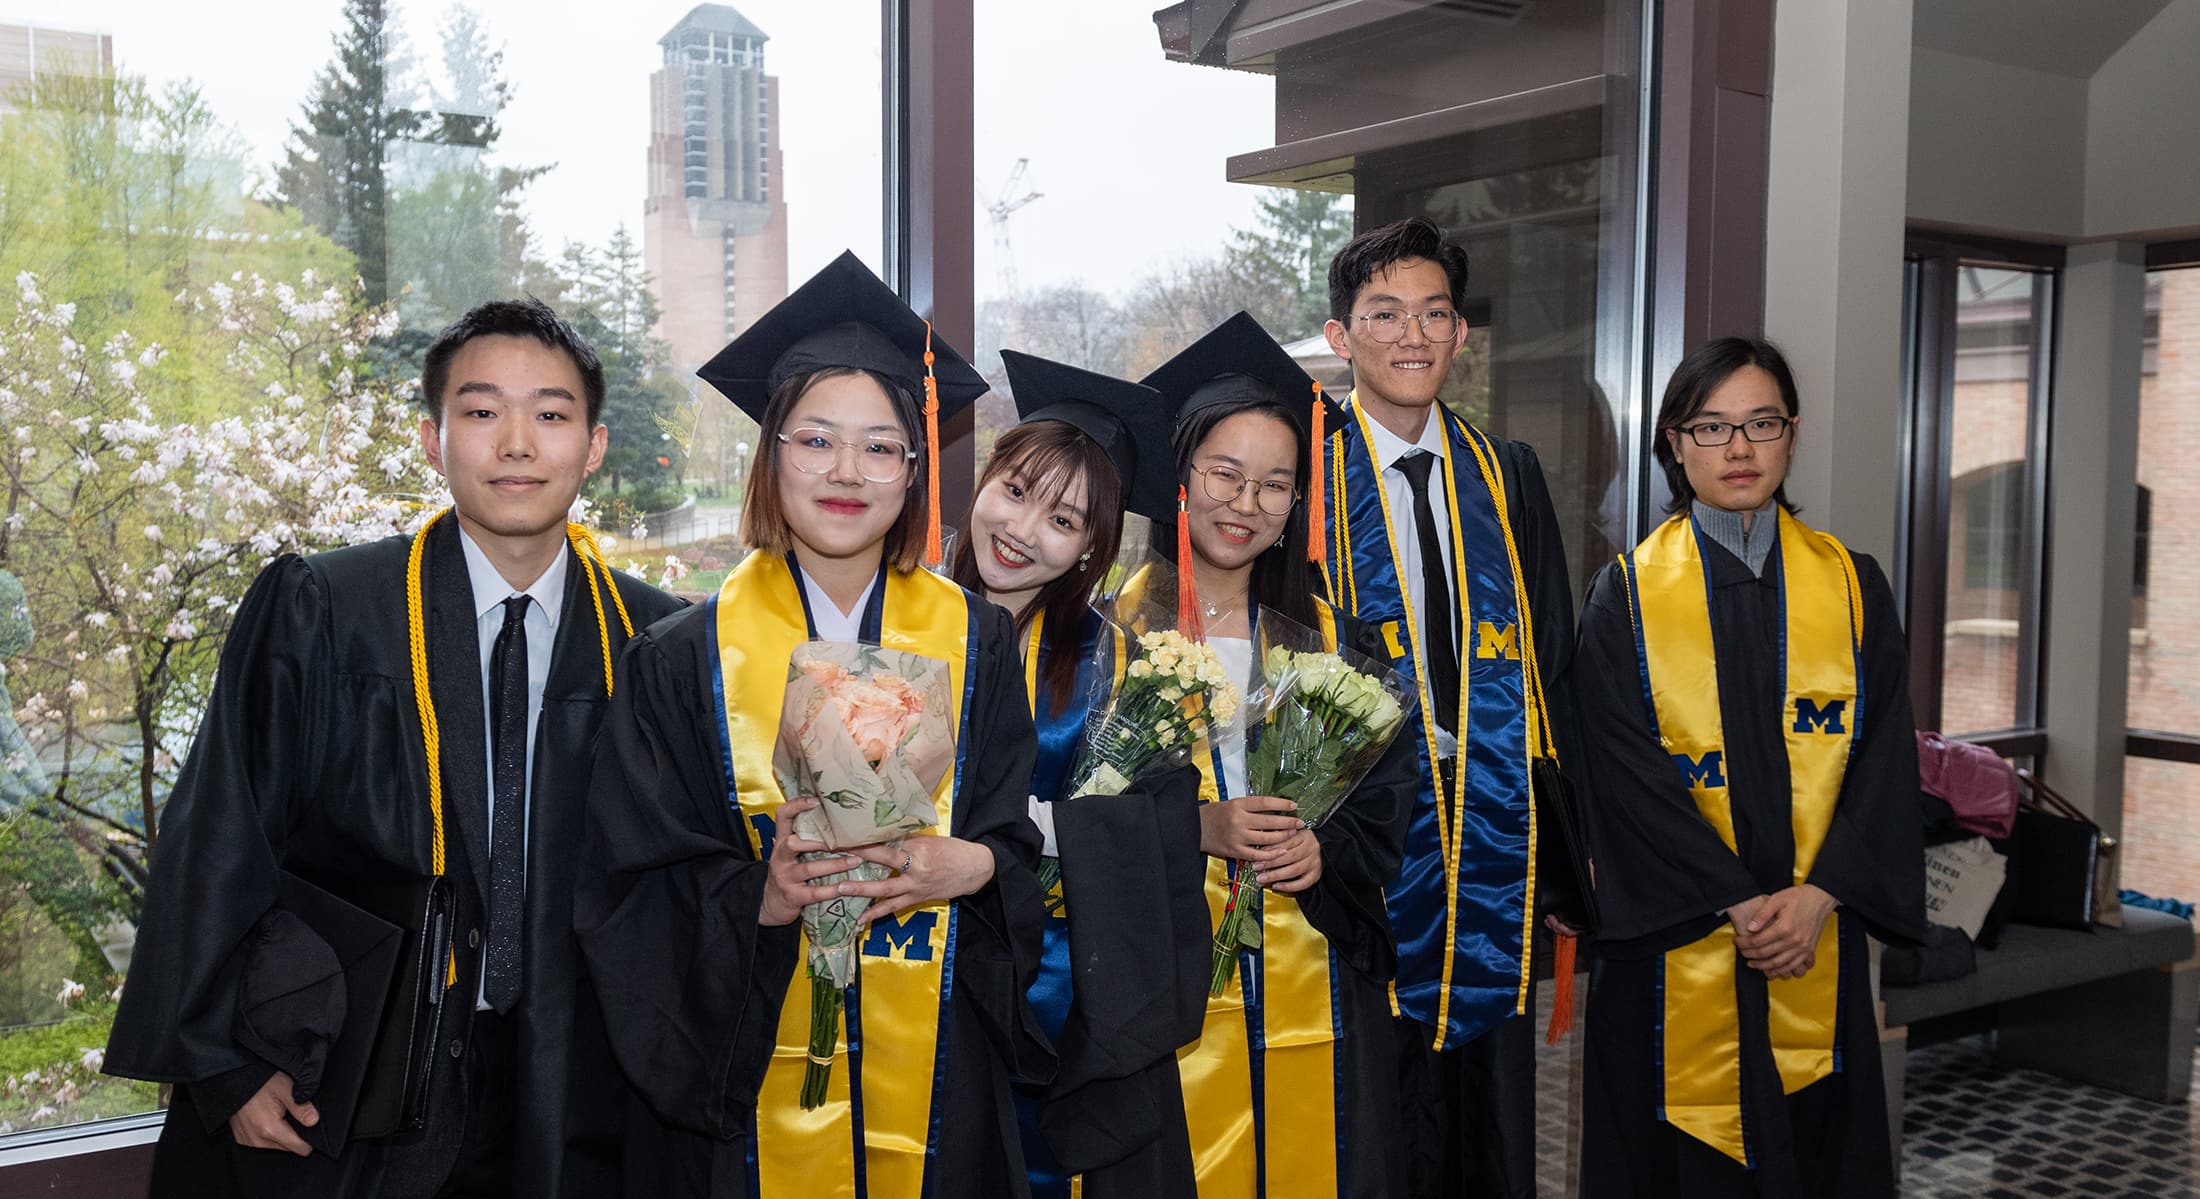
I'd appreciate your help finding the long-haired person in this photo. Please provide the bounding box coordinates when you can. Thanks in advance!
[1574,337,1924,1198]
[1142,312,1416,1199]
[575,254,1050,1198]
[950,350,1207,1199]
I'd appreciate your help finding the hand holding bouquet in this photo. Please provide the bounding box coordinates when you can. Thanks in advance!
[1210,609,1409,994]
[774,642,955,1108]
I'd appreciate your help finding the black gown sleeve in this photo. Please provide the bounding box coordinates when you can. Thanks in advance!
[1293,612,1415,980]
[941,601,1053,1086]
[1802,553,1928,946]
[1037,762,1206,1171]
[1574,561,1765,950]
[103,556,326,1122]
[574,612,799,1141]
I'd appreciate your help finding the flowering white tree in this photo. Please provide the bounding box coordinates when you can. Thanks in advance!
[0,269,447,918]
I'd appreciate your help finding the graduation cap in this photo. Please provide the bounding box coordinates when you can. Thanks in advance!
[697,250,988,564]
[1140,311,1344,635]
[1000,350,1174,523]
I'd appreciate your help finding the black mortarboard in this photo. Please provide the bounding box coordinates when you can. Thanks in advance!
[696,250,988,564]
[1000,350,1175,523]
[695,250,988,427]
[1139,312,1345,631]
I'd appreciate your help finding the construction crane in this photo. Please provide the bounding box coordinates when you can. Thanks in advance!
[986,158,1042,338]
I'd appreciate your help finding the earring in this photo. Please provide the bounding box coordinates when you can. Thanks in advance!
[1078,552,1091,572]
[1275,533,1285,548]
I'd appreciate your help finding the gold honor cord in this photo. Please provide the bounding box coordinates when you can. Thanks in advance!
[1624,509,1860,1164]
[405,508,635,983]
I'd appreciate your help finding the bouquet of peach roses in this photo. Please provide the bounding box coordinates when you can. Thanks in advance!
[774,642,956,1109]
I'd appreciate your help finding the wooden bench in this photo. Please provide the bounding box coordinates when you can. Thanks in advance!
[1877,904,2198,1165]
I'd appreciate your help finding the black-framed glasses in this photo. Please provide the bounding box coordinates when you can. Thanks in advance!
[775,427,917,484]
[1190,462,1297,515]
[1673,416,1793,447]
[1351,308,1459,344]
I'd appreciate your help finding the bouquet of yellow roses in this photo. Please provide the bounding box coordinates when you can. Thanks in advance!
[1210,608,1409,994]
[1064,626,1240,799]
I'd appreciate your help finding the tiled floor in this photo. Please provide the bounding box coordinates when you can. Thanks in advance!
[1527,987,2199,1196]
[1899,1036,2198,1198]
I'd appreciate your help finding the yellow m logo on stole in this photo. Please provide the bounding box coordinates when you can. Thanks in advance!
[1475,622,1519,660]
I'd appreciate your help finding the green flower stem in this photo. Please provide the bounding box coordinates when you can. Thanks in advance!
[799,975,841,1110]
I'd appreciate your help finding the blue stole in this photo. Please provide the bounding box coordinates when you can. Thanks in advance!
[1325,400,1535,1050]
[1016,606,1125,1199]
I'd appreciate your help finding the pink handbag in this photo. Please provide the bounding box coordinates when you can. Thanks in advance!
[1917,731,2019,841]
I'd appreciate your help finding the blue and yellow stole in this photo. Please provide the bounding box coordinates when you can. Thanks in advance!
[1324,399,1538,1049]
[1177,599,1354,1199]
[1618,509,1863,1166]
[1018,606,1127,1199]
[707,550,982,1198]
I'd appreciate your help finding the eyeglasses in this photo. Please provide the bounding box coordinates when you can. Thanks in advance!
[1350,308,1459,344]
[1672,416,1793,448]
[775,427,916,484]
[1190,462,1297,515]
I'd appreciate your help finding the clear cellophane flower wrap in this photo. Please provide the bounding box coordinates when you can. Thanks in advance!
[1062,557,1242,802]
[1209,607,1410,994]
[772,641,956,1109]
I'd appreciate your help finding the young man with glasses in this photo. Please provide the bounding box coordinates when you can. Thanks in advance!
[1317,218,1578,1199]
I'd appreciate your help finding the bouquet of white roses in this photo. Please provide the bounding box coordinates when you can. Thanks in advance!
[1210,608,1409,994]
[1064,627,1241,798]
[774,641,955,1109]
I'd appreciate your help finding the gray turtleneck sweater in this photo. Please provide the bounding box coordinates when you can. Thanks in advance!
[1691,499,1778,577]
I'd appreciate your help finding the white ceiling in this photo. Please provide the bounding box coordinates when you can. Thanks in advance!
[1911,0,2174,78]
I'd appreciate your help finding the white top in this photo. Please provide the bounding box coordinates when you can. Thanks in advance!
[800,565,880,643]
[456,526,567,1010]
[1358,403,1460,759]
[1210,636,1254,799]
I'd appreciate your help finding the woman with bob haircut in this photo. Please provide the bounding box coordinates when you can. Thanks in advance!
[575,252,1052,1198]
[949,350,1208,1199]
[1574,336,1924,1198]
[1139,311,1416,1199]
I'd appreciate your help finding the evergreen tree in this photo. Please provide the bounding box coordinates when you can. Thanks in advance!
[273,0,423,305]
[1232,189,1354,338]
[562,228,686,511]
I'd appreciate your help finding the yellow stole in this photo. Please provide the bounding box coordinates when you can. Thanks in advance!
[1176,600,1347,1199]
[1621,509,1863,1166]
[712,551,975,1198]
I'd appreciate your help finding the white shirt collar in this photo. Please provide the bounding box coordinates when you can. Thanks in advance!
[1355,393,1450,470]
[456,525,567,629]
[799,566,879,642]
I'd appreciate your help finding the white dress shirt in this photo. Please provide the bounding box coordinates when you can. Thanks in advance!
[456,527,566,1010]
[799,565,879,643]
[1358,403,1460,758]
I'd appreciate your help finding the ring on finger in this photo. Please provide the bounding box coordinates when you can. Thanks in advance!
[899,848,914,873]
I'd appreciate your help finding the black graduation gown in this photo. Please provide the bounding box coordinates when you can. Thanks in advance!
[574,586,1049,1199]
[1573,534,1926,1199]
[1027,767,1207,1198]
[104,518,683,1198]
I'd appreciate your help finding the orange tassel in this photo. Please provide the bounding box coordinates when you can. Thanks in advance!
[1177,485,1204,641]
[1307,382,1326,565]
[922,321,942,567]
[1546,931,1578,1045]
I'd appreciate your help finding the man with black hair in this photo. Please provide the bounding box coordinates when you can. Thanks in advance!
[106,298,684,1198]
[1317,218,1578,1199]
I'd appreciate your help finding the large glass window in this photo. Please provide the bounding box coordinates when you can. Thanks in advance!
[2124,264,2200,900]
[973,0,1646,588]
[1905,251,2053,737]
[0,0,881,1138]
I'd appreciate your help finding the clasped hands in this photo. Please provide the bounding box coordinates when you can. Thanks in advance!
[1198,795,1323,893]
[1726,883,1837,980]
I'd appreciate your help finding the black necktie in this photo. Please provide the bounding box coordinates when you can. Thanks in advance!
[1397,452,1460,734]
[485,595,529,1013]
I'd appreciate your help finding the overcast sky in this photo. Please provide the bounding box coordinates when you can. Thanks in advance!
[8,0,1282,302]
